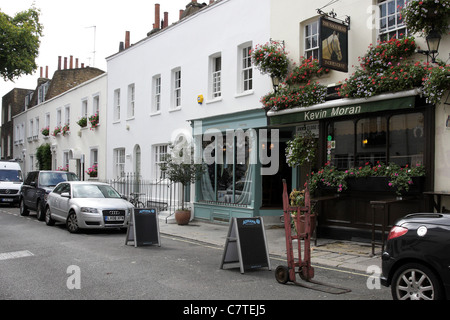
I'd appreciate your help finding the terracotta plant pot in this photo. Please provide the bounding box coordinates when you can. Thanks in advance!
[175,210,191,225]
[292,214,316,235]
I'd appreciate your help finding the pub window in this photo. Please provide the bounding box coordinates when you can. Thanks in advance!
[378,0,407,41]
[327,120,355,170]
[389,112,424,167]
[356,117,387,166]
[304,20,319,59]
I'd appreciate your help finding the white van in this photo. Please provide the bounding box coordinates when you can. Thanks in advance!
[0,161,23,206]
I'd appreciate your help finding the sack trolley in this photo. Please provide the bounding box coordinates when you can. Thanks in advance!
[275,180,351,294]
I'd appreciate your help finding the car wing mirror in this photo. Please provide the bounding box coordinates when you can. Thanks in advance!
[61,192,71,198]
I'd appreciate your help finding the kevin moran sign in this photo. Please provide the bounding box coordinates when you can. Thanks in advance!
[269,96,416,125]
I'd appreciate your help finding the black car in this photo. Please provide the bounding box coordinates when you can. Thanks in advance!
[20,171,79,221]
[381,213,450,300]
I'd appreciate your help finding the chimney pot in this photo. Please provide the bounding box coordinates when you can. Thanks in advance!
[75,58,79,68]
[64,57,67,70]
[125,31,130,49]
[58,56,62,70]
[180,9,184,20]
[70,55,73,69]
[40,67,43,78]
[81,63,85,68]
[154,3,160,29]
[45,66,48,78]
[163,12,168,28]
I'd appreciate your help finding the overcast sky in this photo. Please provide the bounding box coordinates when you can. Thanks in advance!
[1,0,190,101]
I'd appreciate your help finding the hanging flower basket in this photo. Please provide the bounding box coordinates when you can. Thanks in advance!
[251,41,290,80]
[77,117,87,128]
[400,0,450,36]
[89,113,99,128]
[41,126,49,137]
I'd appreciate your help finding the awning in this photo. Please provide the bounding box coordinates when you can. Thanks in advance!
[268,89,420,126]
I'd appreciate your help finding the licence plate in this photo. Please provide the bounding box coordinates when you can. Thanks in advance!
[1,198,13,202]
[105,216,125,221]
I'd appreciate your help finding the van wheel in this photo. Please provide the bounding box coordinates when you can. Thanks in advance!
[36,201,45,221]
[20,198,29,216]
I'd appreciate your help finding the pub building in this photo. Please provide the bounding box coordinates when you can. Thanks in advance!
[268,88,434,241]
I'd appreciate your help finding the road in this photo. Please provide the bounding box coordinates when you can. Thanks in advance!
[0,205,391,305]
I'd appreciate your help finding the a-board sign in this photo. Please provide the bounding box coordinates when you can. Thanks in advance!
[220,217,271,274]
[125,208,161,247]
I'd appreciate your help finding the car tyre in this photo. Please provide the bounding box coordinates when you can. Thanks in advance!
[36,200,45,221]
[66,211,80,233]
[20,198,29,216]
[45,206,55,226]
[391,262,444,300]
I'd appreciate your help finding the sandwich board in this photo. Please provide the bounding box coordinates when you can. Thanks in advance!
[125,208,161,247]
[220,217,271,274]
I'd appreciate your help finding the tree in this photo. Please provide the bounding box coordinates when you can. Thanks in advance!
[0,7,43,81]
[160,139,204,211]
[36,143,51,170]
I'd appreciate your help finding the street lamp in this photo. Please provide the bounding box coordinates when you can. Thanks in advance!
[418,29,442,63]
[271,75,281,93]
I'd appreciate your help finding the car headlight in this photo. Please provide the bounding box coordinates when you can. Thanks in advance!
[81,207,99,213]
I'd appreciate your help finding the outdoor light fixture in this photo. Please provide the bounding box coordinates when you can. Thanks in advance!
[271,75,281,92]
[418,29,442,63]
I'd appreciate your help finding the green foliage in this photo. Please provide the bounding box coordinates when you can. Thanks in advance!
[285,130,317,168]
[0,7,43,81]
[36,144,52,170]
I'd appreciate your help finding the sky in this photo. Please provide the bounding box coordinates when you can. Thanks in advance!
[0,0,190,100]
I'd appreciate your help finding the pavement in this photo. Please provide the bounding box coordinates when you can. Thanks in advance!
[158,219,382,275]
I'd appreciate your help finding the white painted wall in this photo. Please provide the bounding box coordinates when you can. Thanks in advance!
[13,73,107,180]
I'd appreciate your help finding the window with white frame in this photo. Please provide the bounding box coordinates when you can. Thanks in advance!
[90,148,98,168]
[63,151,70,171]
[172,68,182,109]
[34,117,39,139]
[114,89,121,121]
[153,144,168,180]
[113,148,125,178]
[28,119,34,140]
[81,99,88,120]
[45,113,50,132]
[210,54,222,99]
[239,44,253,92]
[152,75,162,113]
[128,83,135,118]
[378,0,407,41]
[57,108,62,127]
[37,82,49,104]
[64,105,70,128]
[93,94,99,116]
[304,20,319,59]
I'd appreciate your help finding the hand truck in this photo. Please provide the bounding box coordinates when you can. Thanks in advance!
[275,180,351,294]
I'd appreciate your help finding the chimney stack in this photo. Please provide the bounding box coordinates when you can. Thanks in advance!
[163,12,168,28]
[154,3,160,29]
[125,31,130,49]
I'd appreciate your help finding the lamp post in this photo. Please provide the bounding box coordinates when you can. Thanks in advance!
[418,29,442,63]
[271,75,280,93]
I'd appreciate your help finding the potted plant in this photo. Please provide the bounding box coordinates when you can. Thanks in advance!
[89,113,99,128]
[77,117,87,128]
[86,164,98,178]
[285,129,317,168]
[52,126,61,136]
[289,188,316,235]
[159,139,205,225]
[61,123,70,136]
[41,126,49,137]
[400,0,450,37]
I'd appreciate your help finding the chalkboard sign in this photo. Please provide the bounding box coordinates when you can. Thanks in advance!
[220,217,271,274]
[125,208,161,247]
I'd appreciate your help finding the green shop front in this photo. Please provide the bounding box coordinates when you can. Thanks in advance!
[268,89,434,240]
[191,109,292,223]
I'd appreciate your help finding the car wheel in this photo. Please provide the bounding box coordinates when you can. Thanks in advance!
[45,206,55,226]
[36,200,45,221]
[391,262,444,300]
[66,211,80,234]
[20,198,29,216]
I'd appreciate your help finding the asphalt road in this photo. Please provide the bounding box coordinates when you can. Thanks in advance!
[0,205,391,304]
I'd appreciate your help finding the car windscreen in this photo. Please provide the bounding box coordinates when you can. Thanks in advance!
[72,184,121,199]
[0,170,23,182]
[39,172,79,187]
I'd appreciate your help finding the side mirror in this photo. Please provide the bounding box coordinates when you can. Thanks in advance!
[61,192,71,198]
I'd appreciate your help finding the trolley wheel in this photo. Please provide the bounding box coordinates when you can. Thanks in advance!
[275,265,290,284]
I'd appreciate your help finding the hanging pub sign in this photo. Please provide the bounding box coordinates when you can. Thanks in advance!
[319,16,349,72]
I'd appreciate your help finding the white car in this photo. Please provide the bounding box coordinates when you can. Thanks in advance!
[45,181,134,233]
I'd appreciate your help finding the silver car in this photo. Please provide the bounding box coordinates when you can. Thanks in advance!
[45,181,134,233]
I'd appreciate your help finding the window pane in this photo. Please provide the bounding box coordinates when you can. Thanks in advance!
[389,113,424,167]
[356,117,387,166]
[328,121,355,170]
